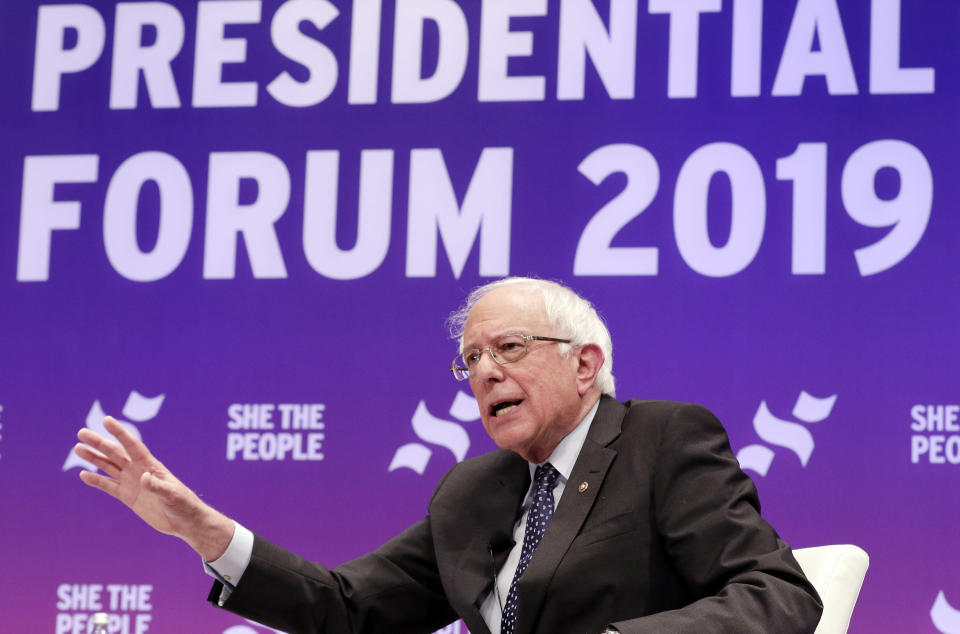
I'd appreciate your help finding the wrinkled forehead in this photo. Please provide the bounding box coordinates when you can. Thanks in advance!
[462,287,549,349]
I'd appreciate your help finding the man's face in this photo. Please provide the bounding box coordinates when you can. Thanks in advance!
[463,288,585,463]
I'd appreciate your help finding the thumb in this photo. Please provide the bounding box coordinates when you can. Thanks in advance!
[141,471,196,513]
[141,471,176,497]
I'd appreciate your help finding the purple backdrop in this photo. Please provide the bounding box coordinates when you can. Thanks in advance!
[1,1,958,632]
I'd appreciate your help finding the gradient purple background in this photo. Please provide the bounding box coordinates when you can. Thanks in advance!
[1,1,958,632]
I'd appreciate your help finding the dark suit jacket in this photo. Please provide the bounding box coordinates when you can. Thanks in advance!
[211,397,822,633]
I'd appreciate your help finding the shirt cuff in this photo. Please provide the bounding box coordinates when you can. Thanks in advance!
[202,521,254,604]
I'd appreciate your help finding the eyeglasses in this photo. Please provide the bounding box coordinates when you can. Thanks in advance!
[450,333,572,381]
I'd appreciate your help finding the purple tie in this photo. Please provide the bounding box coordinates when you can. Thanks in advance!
[501,462,561,634]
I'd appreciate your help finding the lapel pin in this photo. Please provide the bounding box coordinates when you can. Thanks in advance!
[578,481,589,493]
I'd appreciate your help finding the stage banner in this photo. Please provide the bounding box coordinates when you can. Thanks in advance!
[0,1,957,632]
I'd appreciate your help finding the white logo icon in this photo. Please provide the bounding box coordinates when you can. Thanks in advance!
[736,391,837,477]
[63,391,165,472]
[933,591,960,634]
[389,391,480,474]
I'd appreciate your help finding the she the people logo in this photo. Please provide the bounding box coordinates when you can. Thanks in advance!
[736,390,837,477]
[389,391,480,474]
[63,391,165,472]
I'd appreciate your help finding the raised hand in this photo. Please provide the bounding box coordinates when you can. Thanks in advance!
[76,416,234,561]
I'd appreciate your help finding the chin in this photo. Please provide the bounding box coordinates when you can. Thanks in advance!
[491,427,534,456]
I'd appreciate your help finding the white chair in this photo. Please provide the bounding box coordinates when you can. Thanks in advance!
[792,545,869,634]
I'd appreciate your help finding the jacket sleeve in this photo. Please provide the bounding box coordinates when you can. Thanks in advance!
[210,516,457,634]
[611,403,822,634]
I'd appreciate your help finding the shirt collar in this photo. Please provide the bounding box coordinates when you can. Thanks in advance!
[528,397,601,484]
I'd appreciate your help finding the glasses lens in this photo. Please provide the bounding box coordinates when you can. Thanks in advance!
[462,351,480,368]
[451,357,469,380]
[494,335,528,363]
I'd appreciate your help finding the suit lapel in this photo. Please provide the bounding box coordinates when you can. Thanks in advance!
[514,396,625,634]
[454,453,530,634]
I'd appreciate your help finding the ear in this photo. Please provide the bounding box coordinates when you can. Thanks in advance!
[574,343,604,396]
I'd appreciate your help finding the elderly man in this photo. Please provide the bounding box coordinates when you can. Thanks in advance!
[76,277,822,633]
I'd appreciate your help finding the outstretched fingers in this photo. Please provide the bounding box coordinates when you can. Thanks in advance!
[78,469,121,498]
[75,420,203,542]
[77,425,131,467]
[73,443,123,479]
[102,416,155,464]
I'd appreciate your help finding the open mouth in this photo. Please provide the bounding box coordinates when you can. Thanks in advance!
[491,400,523,417]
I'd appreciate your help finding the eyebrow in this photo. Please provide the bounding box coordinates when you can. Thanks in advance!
[464,330,529,350]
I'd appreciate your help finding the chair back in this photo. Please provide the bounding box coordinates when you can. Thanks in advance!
[792,544,869,634]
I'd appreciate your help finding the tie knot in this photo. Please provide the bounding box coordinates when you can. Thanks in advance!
[534,462,560,491]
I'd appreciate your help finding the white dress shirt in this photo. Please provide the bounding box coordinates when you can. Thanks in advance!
[477,399,598,634]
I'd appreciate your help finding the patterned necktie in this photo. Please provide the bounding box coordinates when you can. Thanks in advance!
[501,462,561,634]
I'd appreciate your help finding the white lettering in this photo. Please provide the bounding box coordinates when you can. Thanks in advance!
[203,152,290,279]
[929,435,945,464]
[55,584,103,611]
[557,0,637,100]
[731,0,763,96]
[32,4,106,111]
[574,144,660,276]
[674,143,765,276]
[226,403,276,430]
[869,0,934,94]
[55,613,73,634]
[478,0,546,101]
[347,0,382,104]
[948,436,960,464]
[406,147,513,278]
[226,433,244,459]
[18,155,99,281]
[776,143,827,274]
[110,2,184,109]
[303,150,392,279]
[391,0,468,103]
[226,432,325,460]
[106,584,152,611]
[192,0,261,107]
[910,404,927,432]
[911,435,928,463]
[103,152,193,281]
[772,0,857,96]
[649,0,722,98]
[910,432,960,464]
[266,0,339,107]
[841,140,932,276]
[278,403,326,429]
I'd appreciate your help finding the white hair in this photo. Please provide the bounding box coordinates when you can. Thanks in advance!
[447,277,616,396]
